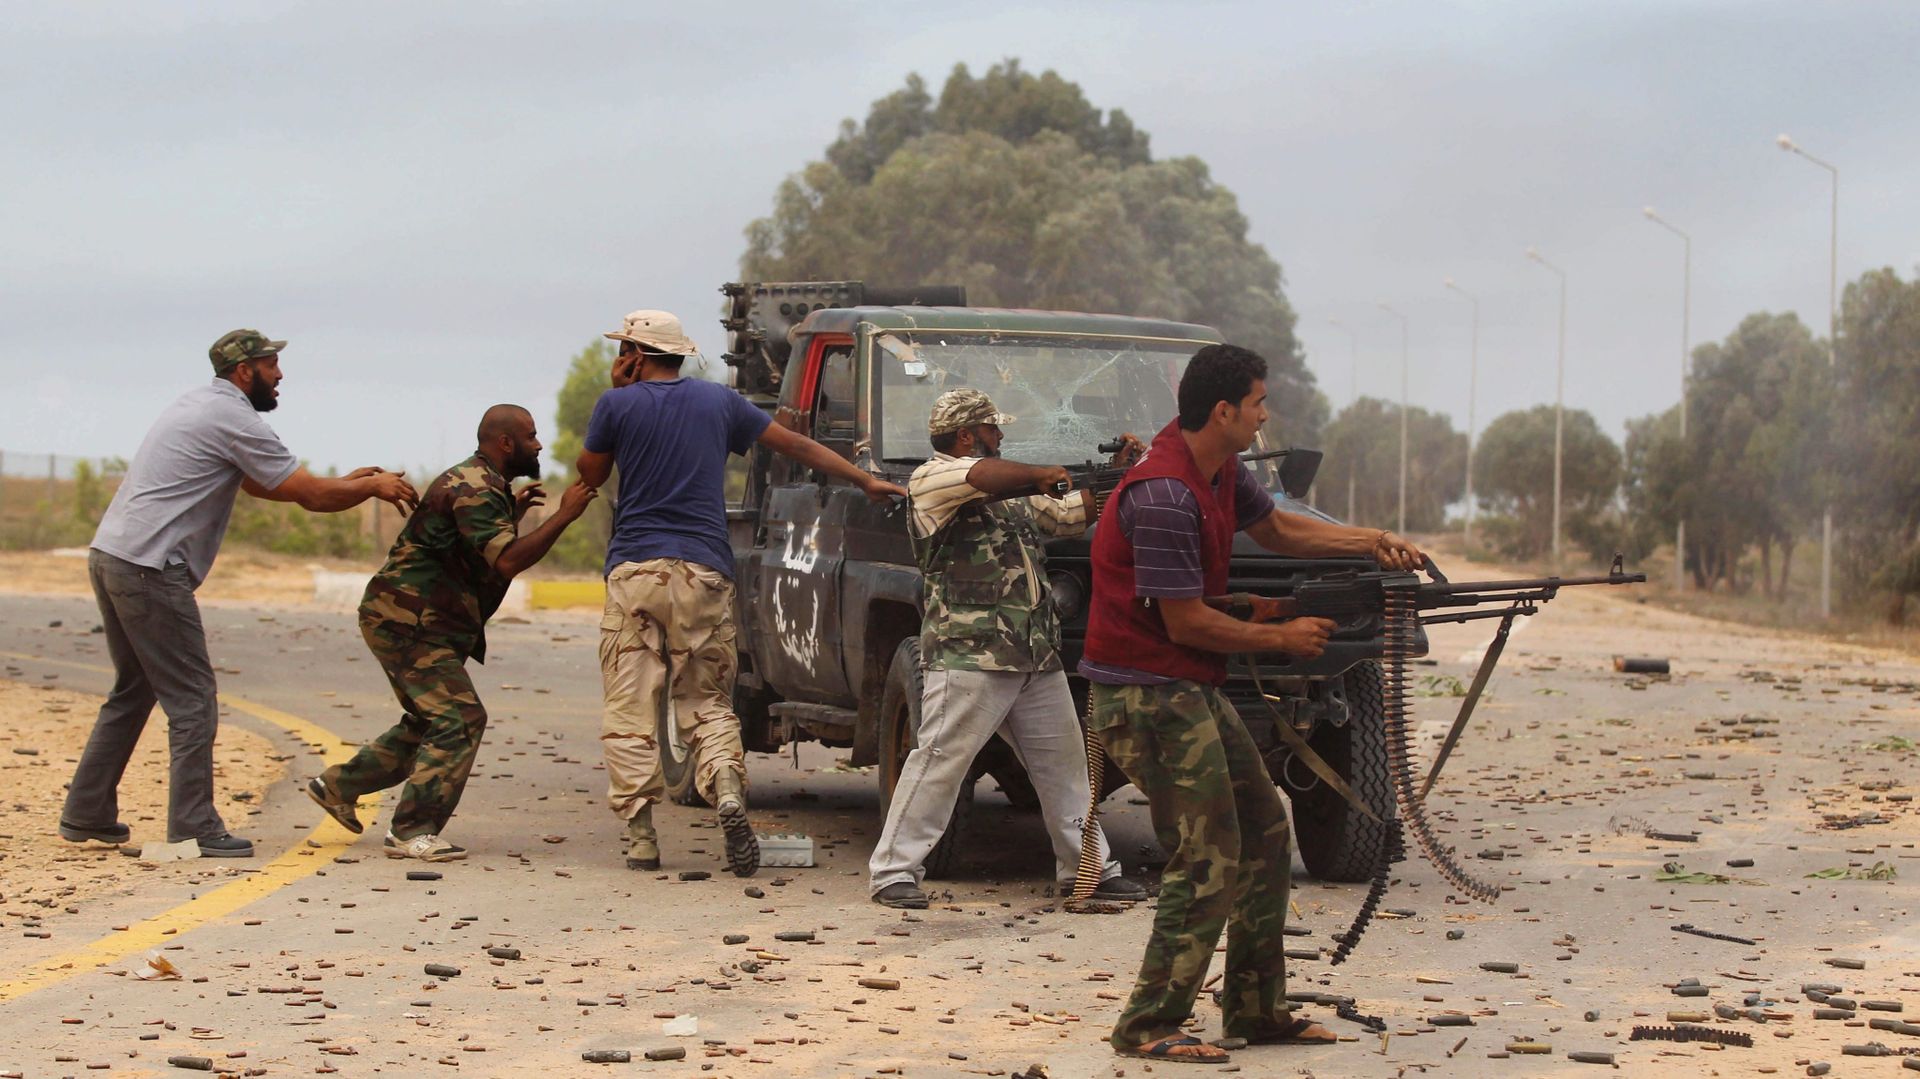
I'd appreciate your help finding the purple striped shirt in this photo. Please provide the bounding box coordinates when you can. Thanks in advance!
[1080,461,1271,685]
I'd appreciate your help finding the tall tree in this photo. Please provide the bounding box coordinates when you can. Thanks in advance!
[1833,268,1920,605]
[1472,406,1621,562]
[1624,313,1826,593]
[1320,397,1466,531]
[743,61,1326,443]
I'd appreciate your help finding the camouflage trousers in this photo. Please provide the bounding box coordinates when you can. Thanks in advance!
[598,558,744,818]
[1089,679,1294,1049]
[323,616,488,841]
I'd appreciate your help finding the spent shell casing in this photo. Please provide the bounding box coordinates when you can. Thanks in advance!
[1568,1051,1615,1065]
[1480,961,1520,974]
[424,963,460,978]
[1868,1018,1920,1035]
[580,1049,630,1063]
[1505,1041,1552,1054]
[1673,985,1709,997]
[645,1047,687,1061]
[1862,1000,1904,1012]
[1815,1008,1855,1020]
[1430,1014,1475,1027]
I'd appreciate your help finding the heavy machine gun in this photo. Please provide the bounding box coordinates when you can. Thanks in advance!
[1227,554,1644,963]
[1229,554,1644,802]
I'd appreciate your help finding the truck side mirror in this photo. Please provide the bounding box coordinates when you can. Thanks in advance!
[1279,449,1321,500]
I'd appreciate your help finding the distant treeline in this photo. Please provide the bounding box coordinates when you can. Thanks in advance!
[1331,267,1920,622]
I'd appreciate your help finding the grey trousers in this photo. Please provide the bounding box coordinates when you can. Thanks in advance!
[869,667,1117,893]
[62,550,228,842]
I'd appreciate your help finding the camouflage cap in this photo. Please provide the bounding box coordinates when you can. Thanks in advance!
[928,388,1015,436]
[209,329,286,374]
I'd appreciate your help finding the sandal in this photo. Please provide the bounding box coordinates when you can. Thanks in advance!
[1115,1035,1231,1063]
[1240,1016,1338,1045]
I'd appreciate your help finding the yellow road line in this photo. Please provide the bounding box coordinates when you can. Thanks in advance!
[0,650,380,1003]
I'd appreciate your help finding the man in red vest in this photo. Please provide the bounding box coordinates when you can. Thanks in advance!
[1081,344,1422,1064]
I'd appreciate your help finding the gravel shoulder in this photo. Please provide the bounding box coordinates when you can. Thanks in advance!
[0,676,285,931]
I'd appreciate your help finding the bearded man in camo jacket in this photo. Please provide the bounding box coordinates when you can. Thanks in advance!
[305,405,595,861]
[866,389,1149,909]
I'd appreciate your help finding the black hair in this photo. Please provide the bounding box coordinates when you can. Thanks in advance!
[930,430,962,455]
[620,341,686,370]
[1176,344,1268,431]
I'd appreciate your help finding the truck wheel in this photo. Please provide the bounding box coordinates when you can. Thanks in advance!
[659,700,706,808]
[1284,661,1398,883]
[877,638,973,879]
[984,749,1040,811]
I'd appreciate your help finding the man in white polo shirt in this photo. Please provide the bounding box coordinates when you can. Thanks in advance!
[61,329,417,858]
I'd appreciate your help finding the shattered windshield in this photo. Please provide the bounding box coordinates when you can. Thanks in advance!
[875,332,1220,464]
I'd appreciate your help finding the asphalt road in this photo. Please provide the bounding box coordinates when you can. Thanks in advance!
[1,585,1916,1077]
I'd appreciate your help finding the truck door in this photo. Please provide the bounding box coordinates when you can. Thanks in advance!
[749,336,857,704]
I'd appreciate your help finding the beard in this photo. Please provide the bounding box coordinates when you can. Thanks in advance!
[506,446,542,480]
[245,378,278,412]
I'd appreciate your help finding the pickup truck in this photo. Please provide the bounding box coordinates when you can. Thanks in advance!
[654,281,1419,882]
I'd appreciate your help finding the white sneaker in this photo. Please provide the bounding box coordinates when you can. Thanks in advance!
[383,832,467,862]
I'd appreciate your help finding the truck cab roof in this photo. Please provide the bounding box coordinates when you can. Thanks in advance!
[796,304,1224,343]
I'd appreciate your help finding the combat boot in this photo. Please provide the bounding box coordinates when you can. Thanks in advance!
[712,767,759,878]
[625,805,660,871]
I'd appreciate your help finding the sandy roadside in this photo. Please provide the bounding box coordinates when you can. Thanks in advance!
[0,549,349,608]
[0,678,286,914]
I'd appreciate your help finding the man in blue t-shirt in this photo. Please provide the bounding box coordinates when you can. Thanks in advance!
[577,309,903,877]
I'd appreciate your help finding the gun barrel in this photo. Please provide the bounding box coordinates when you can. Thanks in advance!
[1424,573,1645,596]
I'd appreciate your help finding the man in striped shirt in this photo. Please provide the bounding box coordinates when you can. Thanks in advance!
[868,389,1149,910]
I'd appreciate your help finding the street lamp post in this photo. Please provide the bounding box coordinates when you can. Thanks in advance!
[1643,207,1691,591]
[1525,247,1567,569]
[1777,133,1839,619]
[1443,278,1479,549]
[1378,303,1409,535]
[1328,318,1360,522]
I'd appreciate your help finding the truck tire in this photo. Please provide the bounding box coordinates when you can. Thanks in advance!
[877,638,972,879]
[1284,661,1398,884]
[984,751,1040,811]
[659,700,706,808]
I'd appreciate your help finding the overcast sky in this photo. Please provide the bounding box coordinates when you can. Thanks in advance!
[5,1,1915,475]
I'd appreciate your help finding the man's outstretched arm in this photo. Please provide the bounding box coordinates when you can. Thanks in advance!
[1245,509,1423,570]
[756,423,906,504]
[242,467,418,514]
[495,482,597,579]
